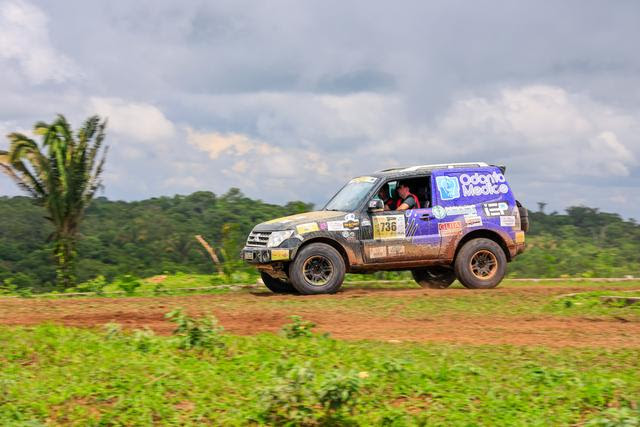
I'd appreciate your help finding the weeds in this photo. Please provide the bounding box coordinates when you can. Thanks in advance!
[259,363,364,425]
[71,275,108,295]
[115,275,141,296]
[165,308,225,350]
[281,315,317,338]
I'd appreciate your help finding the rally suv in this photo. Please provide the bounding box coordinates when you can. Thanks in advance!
[241,162,528,294]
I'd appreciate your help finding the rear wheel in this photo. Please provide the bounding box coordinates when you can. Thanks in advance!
[411,267,456,289]
[260,271,296,294]
[289,243,346,295]
[454,238,506,289]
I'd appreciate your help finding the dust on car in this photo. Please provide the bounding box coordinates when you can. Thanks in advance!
[241,162,529,294]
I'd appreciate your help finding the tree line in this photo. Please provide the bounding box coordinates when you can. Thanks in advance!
[1,115,638,291]
[1,191,638,291]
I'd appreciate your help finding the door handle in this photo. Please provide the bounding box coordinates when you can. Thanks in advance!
[420,214,433,221]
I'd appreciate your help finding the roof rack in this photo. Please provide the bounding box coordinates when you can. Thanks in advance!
[378,162,489,173]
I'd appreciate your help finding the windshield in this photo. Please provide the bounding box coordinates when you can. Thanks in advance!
[324,176,378,212]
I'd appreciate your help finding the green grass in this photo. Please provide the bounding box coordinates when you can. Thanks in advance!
[1,324,639,426]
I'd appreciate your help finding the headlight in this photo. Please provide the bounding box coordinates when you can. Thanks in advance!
[267,230,295,248]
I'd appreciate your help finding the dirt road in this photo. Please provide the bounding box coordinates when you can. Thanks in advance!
[1,286,639,348]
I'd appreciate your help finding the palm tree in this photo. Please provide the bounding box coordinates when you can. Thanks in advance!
[0,115,108,288]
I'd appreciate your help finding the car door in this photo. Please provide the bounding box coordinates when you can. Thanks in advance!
[361,177,441,263]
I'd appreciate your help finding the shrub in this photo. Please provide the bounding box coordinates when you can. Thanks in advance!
[131,328,158,353]
[259,364,364,425]
[115,275,141,296]
[71,275,108,295]
[259,364,317,425]
[586,407,640,426]
[317,371,362,416]
[165,308,225,350]
[281,315,316,339]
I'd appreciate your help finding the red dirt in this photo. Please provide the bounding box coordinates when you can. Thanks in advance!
[1,287,639,348]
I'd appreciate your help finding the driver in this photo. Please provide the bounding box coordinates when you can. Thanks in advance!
[395,181,420,211]
[378,186,397,211]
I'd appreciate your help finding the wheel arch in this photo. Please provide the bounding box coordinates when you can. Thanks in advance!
[453,229,511,263]
[294,237,352,269]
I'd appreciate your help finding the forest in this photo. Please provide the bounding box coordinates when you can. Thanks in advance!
[1,189,638,291]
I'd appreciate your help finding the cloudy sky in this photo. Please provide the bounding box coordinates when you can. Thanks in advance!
[1,0,639,218]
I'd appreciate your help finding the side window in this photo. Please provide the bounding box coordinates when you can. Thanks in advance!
[372,177,431,211]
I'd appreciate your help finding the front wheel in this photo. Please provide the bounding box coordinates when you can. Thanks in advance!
[454,238,507,289]
[288,243,346,295]
[260,271,296,294]
[411,267,456,289]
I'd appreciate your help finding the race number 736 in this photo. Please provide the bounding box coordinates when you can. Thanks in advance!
[372,215,406,240]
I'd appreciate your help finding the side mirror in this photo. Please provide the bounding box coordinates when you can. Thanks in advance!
[368,199,384,212]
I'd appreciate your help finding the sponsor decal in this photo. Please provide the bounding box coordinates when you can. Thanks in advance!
[342,231,350,238]
[319,222,328,231]
[435,176,460,200]
[369,246,387,258]
[372,215,406,240]
[344,213,357,221]
[483,202,509,217]
[296,222,319,234]
[500,216,516,227]
[432,205,446,219]
[349,176,377,184]
[465,215,483,228]
[445,205,477,216]
[361,219,371,227]
[343,220,360,230]
[438,221,463,236]
[406,217,418,238]
[432,204,476,219]
[327,220,345,231]
[270,249,290,261]
[265,215,305,224]
[460,172,509,197]
[243,251,254,260]
[387,245,405,256]
[515,231,525,244]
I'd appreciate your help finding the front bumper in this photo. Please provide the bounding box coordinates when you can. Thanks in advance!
[241,246,292,264]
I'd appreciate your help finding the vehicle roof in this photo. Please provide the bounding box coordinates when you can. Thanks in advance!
[369,162,505,180]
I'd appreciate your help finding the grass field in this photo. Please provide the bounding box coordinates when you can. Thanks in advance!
[1,278,639,425]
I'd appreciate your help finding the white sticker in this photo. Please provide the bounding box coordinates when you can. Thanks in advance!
[500,216,516,227]
[387,245,405,256]
[465,215,483,228]
[344,213,356,221]
[432,205,446,219]
[369,246,387,258]
[342,231,350,238]
[327,220,345,231]
[349,176,377,184]
[372,215,406,240]
[483,202,509,217]
[445,205,477,216]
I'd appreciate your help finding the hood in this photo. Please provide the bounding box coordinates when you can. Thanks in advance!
[253,210,349,232]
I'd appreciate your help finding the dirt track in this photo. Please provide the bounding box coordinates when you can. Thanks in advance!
[1,286,639,348]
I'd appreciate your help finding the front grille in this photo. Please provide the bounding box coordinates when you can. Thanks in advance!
[246,231,272,247]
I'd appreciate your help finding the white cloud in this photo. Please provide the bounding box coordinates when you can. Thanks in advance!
[425,85,638,178]
[0,0,79,84]
[89,97,176,142]
[185,128,275,159]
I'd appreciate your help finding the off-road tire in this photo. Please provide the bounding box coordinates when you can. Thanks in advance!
[454,238,506,289]
[411,267,456,289]
[260,271,296,294]
[288,243,346,295]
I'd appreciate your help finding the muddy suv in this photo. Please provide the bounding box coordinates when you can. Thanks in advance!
[241,162,528,294]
